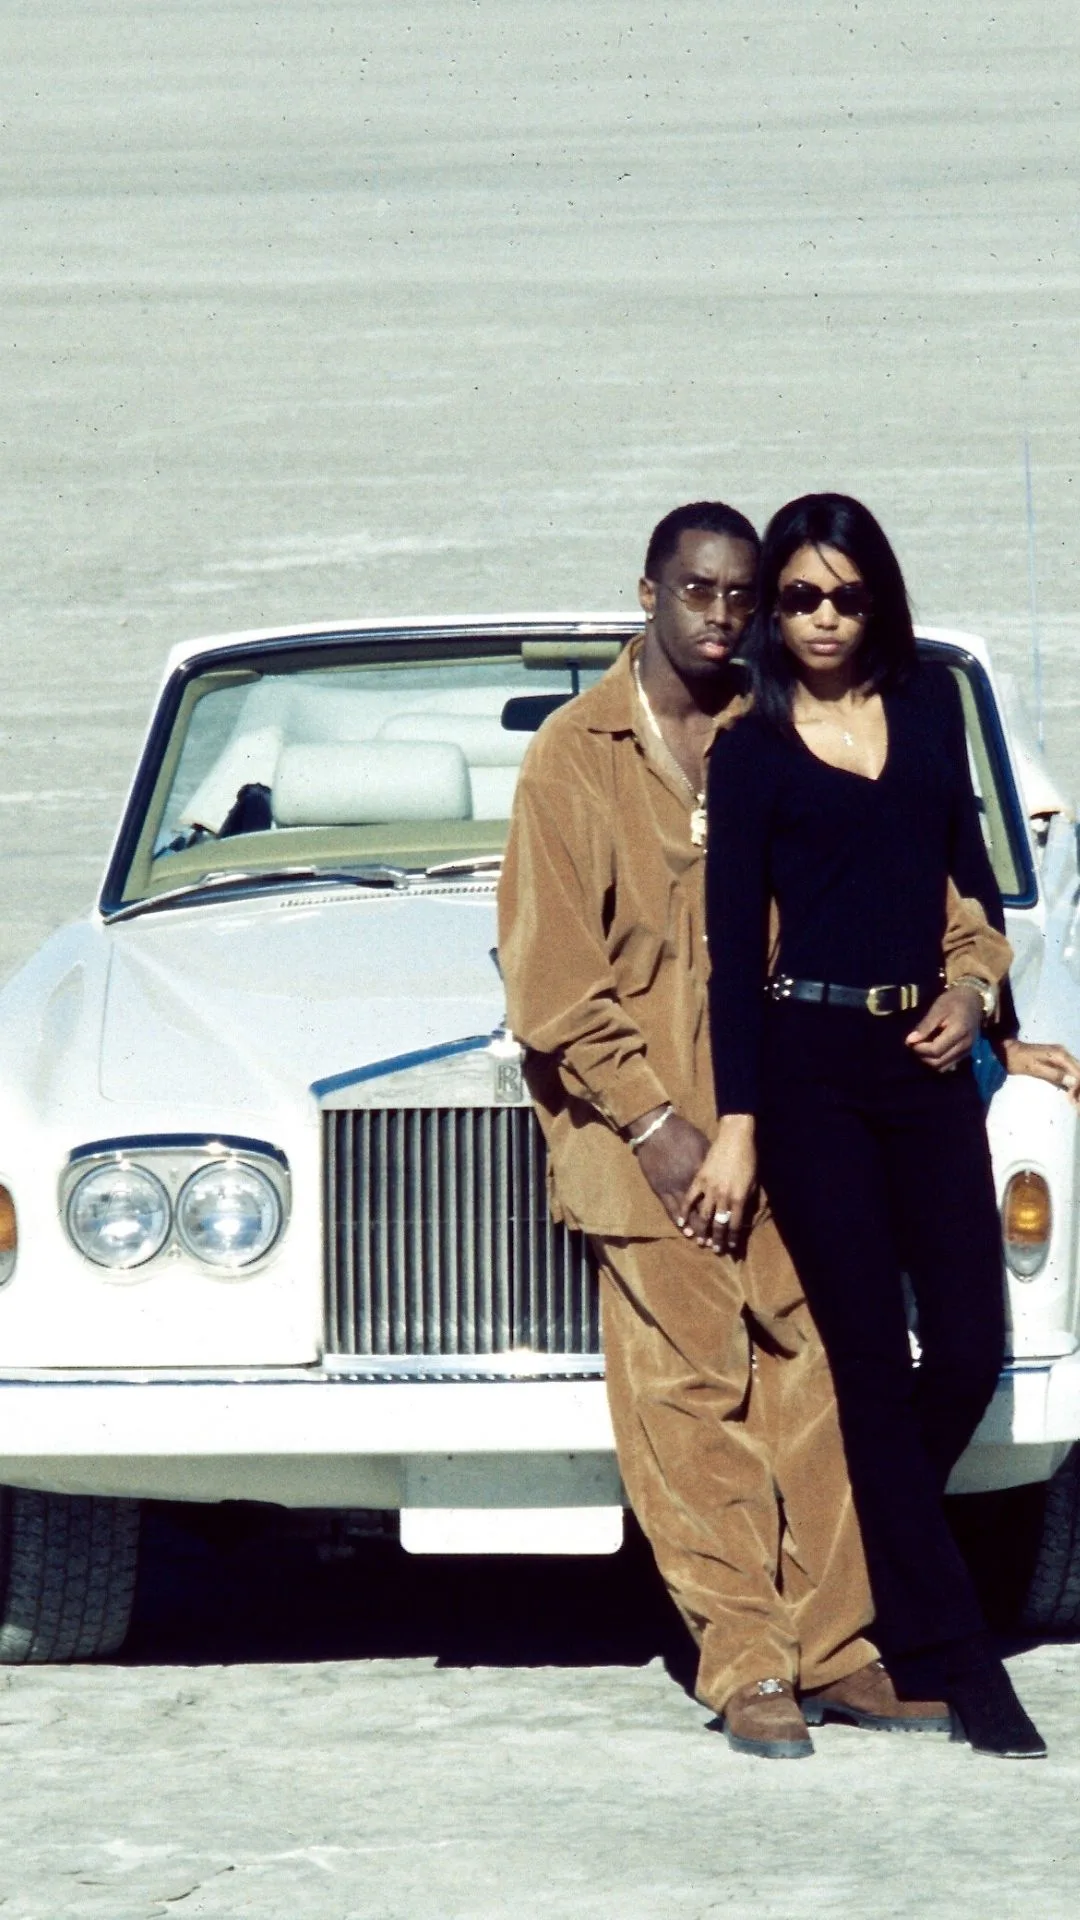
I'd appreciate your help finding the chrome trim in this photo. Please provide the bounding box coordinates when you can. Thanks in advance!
[321,1353,605,1382]
[0,1357,1054,1389]
[312,1034,494,1105]
[67,1133,289,1168]
[0,1368,330,1387]
[0,1366,608,1388]
[316,1031,531,1112]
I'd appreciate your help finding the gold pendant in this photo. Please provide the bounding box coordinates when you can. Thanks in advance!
[690,805,707,848]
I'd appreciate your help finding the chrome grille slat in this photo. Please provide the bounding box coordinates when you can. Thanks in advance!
[325,1112,341,1348]
[373,1112,391,1352]
[477,1109,493,1353]
[322,1107,599,1359]
[523,1111,542,1349]
[459,1109,477,1352]
[393,1112,409,1352]
[492,1111,505,1350]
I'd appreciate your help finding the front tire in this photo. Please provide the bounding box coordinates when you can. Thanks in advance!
[1022,1444,1080,1635]
[0,1488,141,1662]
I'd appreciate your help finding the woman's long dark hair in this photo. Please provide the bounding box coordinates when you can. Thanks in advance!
[742,493,918,732]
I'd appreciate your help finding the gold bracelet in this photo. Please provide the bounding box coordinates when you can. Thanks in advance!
[952,974,999,1023]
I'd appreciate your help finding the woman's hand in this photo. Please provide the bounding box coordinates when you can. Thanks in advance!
[1001,1037,1080,1107]
[904,984,982,1070]
[679,1114,757,1254]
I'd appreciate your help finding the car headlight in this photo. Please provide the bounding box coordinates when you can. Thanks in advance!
[1002,1168,1052,1279]
[0,1185,16,1287]
[67,1163,171,1269]
[175,1160,283,1270]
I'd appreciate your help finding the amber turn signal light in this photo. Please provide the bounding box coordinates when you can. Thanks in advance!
[0,1185,15,1285]
[1001,1169,1051,1279]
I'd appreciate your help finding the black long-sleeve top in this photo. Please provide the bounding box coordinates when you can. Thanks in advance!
[706,661,1014,1116]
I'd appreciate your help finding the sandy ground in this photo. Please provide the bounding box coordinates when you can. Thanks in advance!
[0,1513,1072,1920]
[2,1645,1079,1919]
[2,1,1080,1913]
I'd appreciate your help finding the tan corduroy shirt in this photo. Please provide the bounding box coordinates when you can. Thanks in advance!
[497,639,1012,1238]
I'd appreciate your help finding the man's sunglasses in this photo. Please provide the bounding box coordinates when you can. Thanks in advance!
[660,580,758,615]
[776,581,873,620]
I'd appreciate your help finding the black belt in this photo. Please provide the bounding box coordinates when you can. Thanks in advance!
[766,976,940,1017]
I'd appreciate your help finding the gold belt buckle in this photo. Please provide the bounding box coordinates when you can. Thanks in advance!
[866,983,919,1016]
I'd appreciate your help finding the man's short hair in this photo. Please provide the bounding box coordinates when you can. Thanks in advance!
[644,501,760,580]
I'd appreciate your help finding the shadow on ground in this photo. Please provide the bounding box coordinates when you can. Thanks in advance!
[122,1501,692,1673]
[119,1485,1051,1672]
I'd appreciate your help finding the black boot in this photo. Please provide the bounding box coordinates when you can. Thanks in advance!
[948,1661,1047,1758]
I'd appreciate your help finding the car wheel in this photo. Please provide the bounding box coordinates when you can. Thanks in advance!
[1021,1444,1080,1634]
[0,1488,141,1662]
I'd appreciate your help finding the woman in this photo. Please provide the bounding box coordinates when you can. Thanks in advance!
[690,492,1056,1758]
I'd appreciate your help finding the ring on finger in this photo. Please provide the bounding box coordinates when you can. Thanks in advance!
[715,1210,732,1227]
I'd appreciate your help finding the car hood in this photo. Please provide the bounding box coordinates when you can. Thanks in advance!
[99,890,505,1107]
[89,887,1049,1111]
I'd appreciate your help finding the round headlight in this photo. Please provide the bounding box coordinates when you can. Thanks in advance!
[176,1160,282,1270]
[67,1163,171,1269]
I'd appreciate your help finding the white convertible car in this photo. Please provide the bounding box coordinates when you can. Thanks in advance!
[0,617,1077,1660]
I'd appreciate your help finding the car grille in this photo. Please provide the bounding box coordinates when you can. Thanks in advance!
[322,1107,601,1367]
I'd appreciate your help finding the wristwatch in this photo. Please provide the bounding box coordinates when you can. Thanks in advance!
[952,974,999,1024]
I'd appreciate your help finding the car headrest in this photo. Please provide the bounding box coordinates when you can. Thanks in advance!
[378,712,530,767]
[272,742,472,826]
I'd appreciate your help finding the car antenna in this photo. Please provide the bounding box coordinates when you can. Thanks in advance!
[1022,425,1046,754]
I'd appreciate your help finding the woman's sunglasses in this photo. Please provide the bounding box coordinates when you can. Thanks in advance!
[777,581,872,620]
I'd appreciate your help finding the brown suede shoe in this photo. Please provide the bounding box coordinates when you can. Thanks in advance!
[719,1678,814,1758]
[802,1659,951,1733]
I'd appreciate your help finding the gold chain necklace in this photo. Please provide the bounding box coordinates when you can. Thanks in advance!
[634,660,708,848]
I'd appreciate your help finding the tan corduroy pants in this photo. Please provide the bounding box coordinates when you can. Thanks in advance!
[594,1210,877,1713]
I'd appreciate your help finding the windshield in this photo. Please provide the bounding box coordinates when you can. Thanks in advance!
[106,631,624,910]
[927,643,1036,907]
[104,629,1035,915]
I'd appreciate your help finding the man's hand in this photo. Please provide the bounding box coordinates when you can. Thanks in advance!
[679,1114,757,1254]
[904,984,982,1071]
[1001,1037,1080,1107]
[629,1109,711,1231]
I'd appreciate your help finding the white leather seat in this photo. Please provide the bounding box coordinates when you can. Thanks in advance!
[378,712,527,820]
[272,741,472,827]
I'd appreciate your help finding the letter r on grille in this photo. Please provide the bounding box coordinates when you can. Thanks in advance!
[494,1059,524,1103]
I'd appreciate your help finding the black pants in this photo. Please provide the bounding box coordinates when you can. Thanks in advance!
[758,1000,1005,1697]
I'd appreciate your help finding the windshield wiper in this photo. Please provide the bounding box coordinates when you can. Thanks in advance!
[104,865,411,925]
[424,856,504,879]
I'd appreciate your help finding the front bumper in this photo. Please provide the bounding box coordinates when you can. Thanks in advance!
[0,1372,619,1508]
[1,1353,1078,1505]
[946,1352,1080,1493]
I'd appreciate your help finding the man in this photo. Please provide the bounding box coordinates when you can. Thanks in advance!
[498,501,1011,1758]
